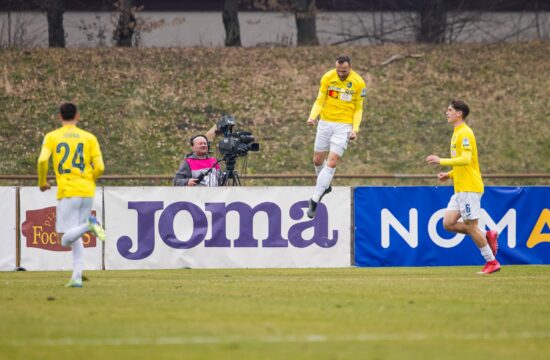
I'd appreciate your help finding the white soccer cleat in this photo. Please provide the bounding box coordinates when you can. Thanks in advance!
[88,216,106,241]
[65,278,83,288]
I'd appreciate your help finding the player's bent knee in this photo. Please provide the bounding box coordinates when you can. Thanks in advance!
[313,158,324,166]
[326,154,340,168]
[313,152,326,165]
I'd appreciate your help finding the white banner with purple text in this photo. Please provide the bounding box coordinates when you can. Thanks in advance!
[104,187,351,269]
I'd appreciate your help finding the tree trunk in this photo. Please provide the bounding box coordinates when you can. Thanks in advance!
[46,0,65,48]
[417,0,447,43]
[223,0,241,47]
[115,0,135,47]
[294,0,319,46]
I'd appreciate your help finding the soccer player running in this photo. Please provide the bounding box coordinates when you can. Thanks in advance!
[37,102,106,287]
[306,55,366,218]
[426,99,500,275]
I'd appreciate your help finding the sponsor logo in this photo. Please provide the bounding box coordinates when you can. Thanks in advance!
[381,208,513,248]
[381,207,550,249]
[527,208,550,248]
[328,85,355,95]
[116,201,339,260]
[21,207,97,251]
[328,90,338,98]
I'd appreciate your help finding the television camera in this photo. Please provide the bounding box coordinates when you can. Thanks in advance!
[215,115,260,185]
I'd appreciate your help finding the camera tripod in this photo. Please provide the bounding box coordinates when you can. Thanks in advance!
[219,156,242,186]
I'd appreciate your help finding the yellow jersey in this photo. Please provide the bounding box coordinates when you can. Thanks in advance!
[38,124,104,199]
[308,69,366,132]
[440,123,484,193]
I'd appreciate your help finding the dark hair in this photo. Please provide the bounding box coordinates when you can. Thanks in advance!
[59,102,78,120]
[336,55,351,65]
[450,99,470,119]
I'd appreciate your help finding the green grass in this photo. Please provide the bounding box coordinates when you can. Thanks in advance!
[1,267,549,359]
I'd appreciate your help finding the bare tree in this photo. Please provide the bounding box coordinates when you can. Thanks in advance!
[325,0,546,45]
[41,0,65,47]
[223,0,241,46]
[416,0,447,43]
[0,10,45,48]
[113,0,136,47]
[242,0,319,46]
[294,0,319,46]
[0,9,15,47]
[328,11,415,45]
[77,16,108,47]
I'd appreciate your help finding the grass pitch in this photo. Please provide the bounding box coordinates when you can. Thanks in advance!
[1,266,549,360]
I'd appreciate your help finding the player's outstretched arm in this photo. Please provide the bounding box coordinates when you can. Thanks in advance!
[426,154,441,165]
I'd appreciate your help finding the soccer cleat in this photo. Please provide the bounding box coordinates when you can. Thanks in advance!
[478,260,501,275]
[307,199,318,219]
[486,230,499,256]
[319,185,332,202]
[65,279,83,288]
[88,216,106,241]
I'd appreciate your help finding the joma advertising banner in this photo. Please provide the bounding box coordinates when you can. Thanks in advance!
[0,187,16,271]
[104,187,351,269]
[354,186,550,267]
[19,187,103,271]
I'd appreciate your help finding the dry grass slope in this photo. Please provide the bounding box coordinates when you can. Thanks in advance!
[1,43,549,186]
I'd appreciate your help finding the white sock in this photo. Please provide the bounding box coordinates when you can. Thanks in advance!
[314,162,325,176]
[312,166,335,202]
[480,245,495,262]
[71,239,84,281]
[61,223,89,247]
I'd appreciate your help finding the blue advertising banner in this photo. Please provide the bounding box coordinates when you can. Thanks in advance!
[354,187,550,267]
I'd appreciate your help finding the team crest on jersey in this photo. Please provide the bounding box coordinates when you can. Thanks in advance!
[347,81,352,88]
[462,137,470,147]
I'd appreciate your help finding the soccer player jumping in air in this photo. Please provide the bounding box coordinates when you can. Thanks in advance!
[426,99,500,275]
[306,55,366,218]
[37,102,106,287]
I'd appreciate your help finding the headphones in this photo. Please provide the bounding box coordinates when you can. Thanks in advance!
[190,134,211,152]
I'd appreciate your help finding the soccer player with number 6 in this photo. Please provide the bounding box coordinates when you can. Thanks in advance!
[426,100,500,275]
[37,102,106,287]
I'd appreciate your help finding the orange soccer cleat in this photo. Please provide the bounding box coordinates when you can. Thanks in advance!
[478,260,501,275]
